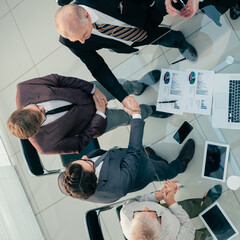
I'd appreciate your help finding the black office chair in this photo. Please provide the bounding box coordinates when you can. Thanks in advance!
[20,138,100,176]
[20,139,62,176]
[85,199,131,240]
[60,138,100,166]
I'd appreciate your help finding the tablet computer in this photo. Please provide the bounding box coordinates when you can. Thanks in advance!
[201,141,230,182]
[199,202,239,240]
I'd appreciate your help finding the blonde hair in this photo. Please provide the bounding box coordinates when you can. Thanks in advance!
[7,107,42,139]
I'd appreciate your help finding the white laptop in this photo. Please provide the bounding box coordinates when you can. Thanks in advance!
[212,74,240,129]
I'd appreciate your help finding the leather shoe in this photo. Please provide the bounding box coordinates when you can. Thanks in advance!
[136,70,161,95]
[201,184,222,206]
[179,43,198,62]
[176,139,195,172]
[230,3,240,20]
[144,147,169,163]
[150,105,173,118]
[145,147,156,156]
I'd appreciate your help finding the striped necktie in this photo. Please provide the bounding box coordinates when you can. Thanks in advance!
[93,23,148,43]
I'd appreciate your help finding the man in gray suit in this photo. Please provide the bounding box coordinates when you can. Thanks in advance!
[58,104,195,203]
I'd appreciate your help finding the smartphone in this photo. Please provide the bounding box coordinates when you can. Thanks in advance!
[173,121,193,144]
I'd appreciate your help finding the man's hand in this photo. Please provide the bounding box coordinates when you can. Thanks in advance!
[165,0,178,16]
[155,180,179,201]
[162,180,179,206]
[163,180,179,194]
[94,88,108,108]
[122,96,141,115]
[93,95,106,114]
[179,0,200,18]
[165,0,199,18]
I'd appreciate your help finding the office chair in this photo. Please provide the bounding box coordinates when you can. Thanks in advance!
[20,138,100,176]
[20,139,62,176]
[84,199,130,240]
[60,138,100,166]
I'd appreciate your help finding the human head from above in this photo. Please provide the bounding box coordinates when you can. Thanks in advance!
[55,5,93,44]
[130,207,161,240]
[62,155,98,199]
[7,104,46,139]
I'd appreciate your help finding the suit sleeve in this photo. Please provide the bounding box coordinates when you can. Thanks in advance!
[118,119,145,195]
[60,38,128,102]
[19,74,94,94]
[38,114,107,155]
[169,203,195,240]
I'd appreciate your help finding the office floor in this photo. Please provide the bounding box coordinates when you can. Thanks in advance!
[0,0,240,239]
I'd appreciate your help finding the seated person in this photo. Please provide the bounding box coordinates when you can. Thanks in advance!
[7,72,170,155]
[120,180,222,240]
[58,105,195,203]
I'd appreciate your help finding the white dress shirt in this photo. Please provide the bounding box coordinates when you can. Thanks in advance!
[79,5,136,46]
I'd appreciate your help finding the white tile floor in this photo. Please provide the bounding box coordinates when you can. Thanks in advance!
[0,1,240,239]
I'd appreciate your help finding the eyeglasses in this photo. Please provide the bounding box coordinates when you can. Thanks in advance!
[133,210,160,219]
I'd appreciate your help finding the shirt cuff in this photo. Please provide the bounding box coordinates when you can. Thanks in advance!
[132,114,142,119]
[91,84,96,95]
[169,202,178,211]
[96,110,106,119]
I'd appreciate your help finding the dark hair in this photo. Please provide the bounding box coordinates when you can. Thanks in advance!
[7,107,43,139]
[63,163,97,199]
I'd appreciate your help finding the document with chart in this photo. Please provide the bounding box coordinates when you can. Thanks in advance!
[157,69,214,115]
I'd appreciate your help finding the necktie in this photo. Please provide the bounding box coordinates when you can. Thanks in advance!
[93,23,148,43]
[46,103,75,115]
[94,146,118,167]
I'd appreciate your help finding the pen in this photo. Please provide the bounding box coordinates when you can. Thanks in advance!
[158,100,177,104]
[170,57,187,65]
[179,0,185,7]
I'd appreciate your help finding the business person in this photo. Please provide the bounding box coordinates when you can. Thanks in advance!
[55,1,198,111]
[58,105,195,203]
[7,73,171,155]
[120,181,222,240]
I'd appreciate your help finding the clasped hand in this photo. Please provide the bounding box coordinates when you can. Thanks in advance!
[165,0,200,18]
[93,88,108,114]
[155,180,179,206]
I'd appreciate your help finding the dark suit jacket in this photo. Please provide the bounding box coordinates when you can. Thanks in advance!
[58,0,162,102]
[87,119,157,203]
[16,74,107,155]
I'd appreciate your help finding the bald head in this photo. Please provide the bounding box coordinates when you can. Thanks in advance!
[55,5,88,38]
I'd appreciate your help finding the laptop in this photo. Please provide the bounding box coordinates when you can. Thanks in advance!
[212,74,240,129]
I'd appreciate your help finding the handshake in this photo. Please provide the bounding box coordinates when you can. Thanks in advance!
[93,88,141,116]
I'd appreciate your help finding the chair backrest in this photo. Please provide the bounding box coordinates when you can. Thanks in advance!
[20,139,62,176]
[85,210,104,240]
[60,138,100,166]
[84,199,134,240]
[20,139,44,176]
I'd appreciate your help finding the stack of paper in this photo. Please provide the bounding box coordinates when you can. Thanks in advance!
[157,69,214,115]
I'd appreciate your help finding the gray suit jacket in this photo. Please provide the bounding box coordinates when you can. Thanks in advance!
[88,119,157,203]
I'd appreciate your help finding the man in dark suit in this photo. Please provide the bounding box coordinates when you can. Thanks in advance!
[7,73,169,155]
[58,105,195,204]
[55,1,198,112]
